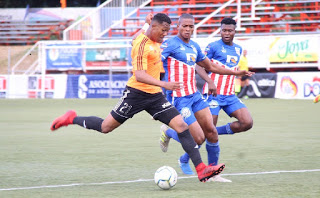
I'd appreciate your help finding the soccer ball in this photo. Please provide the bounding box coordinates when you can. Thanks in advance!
[154,166,178,190]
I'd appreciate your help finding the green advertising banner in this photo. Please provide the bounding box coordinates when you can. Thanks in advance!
[269,36,319,63]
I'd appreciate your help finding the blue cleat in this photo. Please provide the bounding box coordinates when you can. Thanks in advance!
[178,159,194,175]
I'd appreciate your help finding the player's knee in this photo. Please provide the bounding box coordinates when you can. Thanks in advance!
[205,128,219,143]
[168,115,189,132]
[171,121,188,133]
[247,119,253,130]
[193,134,205,145]
[242,119,253,131]
[207,135,218,143]
[178,122,189,132]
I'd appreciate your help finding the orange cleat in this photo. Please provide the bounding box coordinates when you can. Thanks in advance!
[196,163,225,182]
[50,110,77,131]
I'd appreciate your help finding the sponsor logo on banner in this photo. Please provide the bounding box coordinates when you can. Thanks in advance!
[0,76,7,98]
[275,72,320,99]
[279,76,298,97]
[85,42,128,68]
[269,36,318,63]
[46,43,83,70]
[65,74,129,98]
[244,73,277,98]
[28,76,55,98]
[304,77,320,97]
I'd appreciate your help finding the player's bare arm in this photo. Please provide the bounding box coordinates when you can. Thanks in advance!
[131,13,154,43]
[237,70,255,77]
[135,70,183,91]
[195,65,217,96]
[197,57,254,76]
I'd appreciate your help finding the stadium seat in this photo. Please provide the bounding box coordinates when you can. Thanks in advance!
[100,0,320,39]
[0,20,73,45]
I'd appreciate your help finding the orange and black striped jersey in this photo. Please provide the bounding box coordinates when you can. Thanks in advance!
[127,33,164,94]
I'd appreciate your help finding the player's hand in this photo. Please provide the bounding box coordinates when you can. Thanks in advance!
[163,82,184,91]
[145,13,153,25]
[236,70,255,77]
[208,81,217,97]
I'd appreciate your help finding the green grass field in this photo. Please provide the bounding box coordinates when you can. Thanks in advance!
[0,99,319,198]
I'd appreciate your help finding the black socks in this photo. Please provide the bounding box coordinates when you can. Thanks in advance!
[73,116,104,132]
[178,129,202,167]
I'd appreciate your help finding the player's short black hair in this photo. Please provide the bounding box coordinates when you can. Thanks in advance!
[221,17,236,26]
[178,13,194,24]
[180,13,194,20]
[153,13,171,25]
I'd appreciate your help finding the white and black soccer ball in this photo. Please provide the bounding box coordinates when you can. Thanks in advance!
[154,166,178,190]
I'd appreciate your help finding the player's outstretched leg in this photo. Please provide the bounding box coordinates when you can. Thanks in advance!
[196,163,225,182]
[159,124,170,152]
[50,110,77,131]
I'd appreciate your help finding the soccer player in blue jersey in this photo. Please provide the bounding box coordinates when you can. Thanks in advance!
[199,17,253,137]
[194,19,254,181]
[159,14,253,182]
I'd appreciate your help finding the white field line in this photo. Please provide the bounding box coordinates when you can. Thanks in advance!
[1,169,319,191]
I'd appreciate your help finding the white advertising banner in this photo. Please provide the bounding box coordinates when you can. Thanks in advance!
[0,75,8,98]
[7,75,29,99]
[195,37,271,69]
[275,72,320,99]
[195,35,320,69]
[3,75,67,99]
[235,37,271,69]
[27,75,67,99]
[269,36,319,63]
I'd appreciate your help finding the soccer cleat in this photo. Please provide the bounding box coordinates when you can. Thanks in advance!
[159,124,170,152]
[50,110,77,131]
[313,94,320,103]
[178,159,194,175]
[207,175,232,182]
[196,163,225,182]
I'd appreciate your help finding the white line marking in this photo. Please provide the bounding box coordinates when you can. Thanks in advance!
[1,169,319,191]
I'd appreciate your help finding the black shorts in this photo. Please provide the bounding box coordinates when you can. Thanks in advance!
[111,86,180,125]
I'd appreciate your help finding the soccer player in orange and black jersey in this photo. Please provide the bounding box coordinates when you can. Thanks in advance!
[50,13,225,182]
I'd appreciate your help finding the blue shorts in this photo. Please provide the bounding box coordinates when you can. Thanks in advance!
[203,94,246,116]
[171,92,209,125]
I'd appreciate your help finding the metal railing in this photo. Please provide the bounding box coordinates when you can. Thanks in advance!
[63,0,151,40]
[194,0,274,38]
[10,42,41,75]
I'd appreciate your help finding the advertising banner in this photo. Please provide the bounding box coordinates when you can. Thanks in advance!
[275,72,320,99]
[195,35,319,69]
[65,74,130,99]
[46,43,83,70]
[269,36,319,63]
[242,73,277,98]
[0,75,7,98]
[235,37,271,69]
[85,42,130,69]
[28,75,67,99]
[196,37,272,69]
